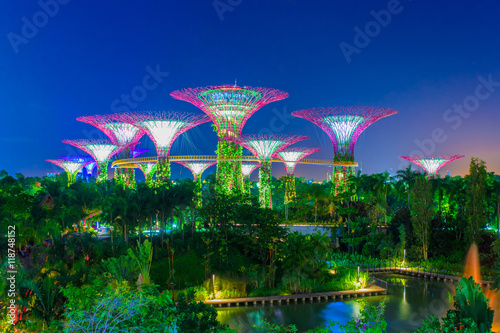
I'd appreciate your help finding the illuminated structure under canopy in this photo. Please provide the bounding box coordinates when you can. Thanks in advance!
[292,106,397,191]
[60,155,94,182]
[137,162,157,187]
[278,147,320,204]
[229,134,308,208]
[174,160,217,207]
[241,163,260,178]
[400,155,465,177]
[120,111,209,187]
[171,85,288,195]
[62,139,123,183]
[84,162,96,178]
[77,113,145,188]
[46,158,91,186]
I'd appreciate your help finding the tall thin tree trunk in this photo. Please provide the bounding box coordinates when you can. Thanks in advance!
[497,198,499,235]
[138,215,142,244]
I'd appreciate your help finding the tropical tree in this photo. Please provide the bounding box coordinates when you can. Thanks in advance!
[410,177,433,260]
[465,158,488,244]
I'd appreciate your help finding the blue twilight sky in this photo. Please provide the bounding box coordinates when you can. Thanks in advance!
[1,0,500,181]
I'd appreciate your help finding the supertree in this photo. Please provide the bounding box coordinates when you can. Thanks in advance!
[171,85,288,195]
[60,155,95,182]
[292,106,397,192]
[400,155,465,178]
[46,158,91,186]
[241,162,260,195]
[62,139,123,182]
[278,147,320,205]
[137,162,157,187]
[174,160,217,207]
[117,111,210,187]
[77,113,145,188]
[229,134,308,208]
[241,162,260,179]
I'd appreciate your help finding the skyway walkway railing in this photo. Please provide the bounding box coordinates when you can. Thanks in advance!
[111,155,359,168]
[323,261,492,287]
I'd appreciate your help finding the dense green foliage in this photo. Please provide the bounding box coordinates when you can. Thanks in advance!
[1,156,499,331]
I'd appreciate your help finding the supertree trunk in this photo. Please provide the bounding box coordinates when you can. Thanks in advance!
[156,156,171,187]
[259,161,272,209]
[114,148,136,189]
[96,161,109,183]
[284,174,296,205]
[216,139,243,195]
[332,165,354,195]
[67,172,77,186]
[195,176,203,208]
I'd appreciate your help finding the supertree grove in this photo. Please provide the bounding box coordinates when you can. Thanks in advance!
[77,113,145,188]
[400,155,465,177]
[118,111,210,187]
[171,85,288,195]
[229,134,308,208]
[278,147,320,205]
[46,158,91,186]
[174,160,217,207]
[62,139,123,182]
[292,106,397,191]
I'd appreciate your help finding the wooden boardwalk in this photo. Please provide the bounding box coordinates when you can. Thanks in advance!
[204,285,386,308]
[362,266,492,287]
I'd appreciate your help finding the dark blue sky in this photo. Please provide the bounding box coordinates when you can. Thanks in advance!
[2,0,500,181]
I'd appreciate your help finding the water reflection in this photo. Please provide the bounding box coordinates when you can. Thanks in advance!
[217,274,455,333]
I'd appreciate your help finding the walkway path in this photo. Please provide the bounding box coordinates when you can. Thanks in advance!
[204,284,386,308]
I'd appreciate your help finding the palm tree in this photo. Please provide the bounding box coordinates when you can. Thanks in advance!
[114,187,138,243]
[373,172,392,225]
[396,165,420,208]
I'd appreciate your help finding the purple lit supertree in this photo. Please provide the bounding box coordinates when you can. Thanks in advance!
[229,134,308,208]
[62,139,123,182]
[60,155,95,181]
[46,158,91,186]
[400,155,465,178]
[77,113,145,188]
[174,160,217,207]
[278,147,320,205]
[292,106,397,191]
[171,85,288,195]
[117,111,210,187]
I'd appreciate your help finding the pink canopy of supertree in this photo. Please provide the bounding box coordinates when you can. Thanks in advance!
[241,162,260,178]
[292,106,397,161]
[76,114,145,148]
[46,159,90,174]
[400,155,465,177]
[170,85,288,138]
[59,155,93,163]
[62,139,123,164]
[60,155,95,175]
[278,147,321,174]
[228,134,309,161]
[174,160,217,181]
[116,111,210,158]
